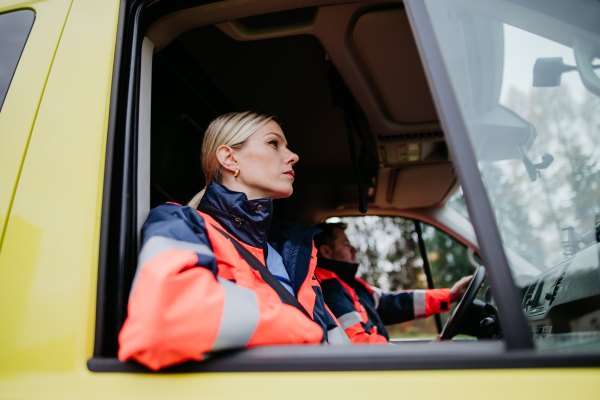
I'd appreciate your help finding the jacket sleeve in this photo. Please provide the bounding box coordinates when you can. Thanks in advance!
[118,204,323,370]
[320,278,388,344]
[373,286,451,325]
[324,304,352,345]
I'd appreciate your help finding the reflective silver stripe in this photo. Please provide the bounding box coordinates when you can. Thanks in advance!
[337,311,363,330]
[413,289,426,319]
[211,278,260,351]
[371,286,383,309]
[327,327,351,345]
[131,235,215,297]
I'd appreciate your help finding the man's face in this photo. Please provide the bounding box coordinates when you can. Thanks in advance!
[323,228,358,263]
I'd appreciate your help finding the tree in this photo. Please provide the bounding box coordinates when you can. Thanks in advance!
[340,216,423,291]
[421,223,474,289]
[500,84,600,268]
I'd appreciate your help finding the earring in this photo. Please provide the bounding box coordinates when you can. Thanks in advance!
[234,168,239,178]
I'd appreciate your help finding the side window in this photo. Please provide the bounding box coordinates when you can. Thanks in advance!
[332,216,487,339]
[330,216,439,338]
[0,10,35,113]
[421,223,484,327]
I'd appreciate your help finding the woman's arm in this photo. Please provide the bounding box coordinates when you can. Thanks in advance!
[118,204,323,370]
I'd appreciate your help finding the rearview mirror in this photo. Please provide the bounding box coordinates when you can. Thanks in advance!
[532,57,576,87]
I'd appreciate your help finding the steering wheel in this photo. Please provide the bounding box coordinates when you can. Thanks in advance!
[440,265,486,340]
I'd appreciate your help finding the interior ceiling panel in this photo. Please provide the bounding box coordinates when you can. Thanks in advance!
[178,25,352,172]
[352,8,438,124]
[391,164,456,209]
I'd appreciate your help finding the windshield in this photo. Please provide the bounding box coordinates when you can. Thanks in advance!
[423,0,600,350]
[424,0,600,271]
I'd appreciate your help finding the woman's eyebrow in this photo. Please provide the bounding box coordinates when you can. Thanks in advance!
[267,132,288,146]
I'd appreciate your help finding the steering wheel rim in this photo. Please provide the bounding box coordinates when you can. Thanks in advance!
[440,265,486,340]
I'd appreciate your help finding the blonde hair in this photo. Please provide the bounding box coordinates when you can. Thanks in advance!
[187,111,276,208]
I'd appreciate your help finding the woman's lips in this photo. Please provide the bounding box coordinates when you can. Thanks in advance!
[284,170,295,178]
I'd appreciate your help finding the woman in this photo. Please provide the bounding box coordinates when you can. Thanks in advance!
[118,111,349,370]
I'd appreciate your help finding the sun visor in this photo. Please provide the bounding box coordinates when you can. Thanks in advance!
[391,164,456,209]
[352,8,437,124]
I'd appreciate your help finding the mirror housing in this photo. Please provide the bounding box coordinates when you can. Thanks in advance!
[533,57,576,87]
[574,37,600,96]
[468,105,536,162]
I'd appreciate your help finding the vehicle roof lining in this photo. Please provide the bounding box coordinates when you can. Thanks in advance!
[147,0,457,221]
[148,0,441,131]
[353,8,438,124]
[146,0,364,52]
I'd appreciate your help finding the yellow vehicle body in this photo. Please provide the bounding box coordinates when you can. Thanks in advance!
[0,0,597,398]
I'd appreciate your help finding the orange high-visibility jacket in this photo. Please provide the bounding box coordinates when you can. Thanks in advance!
[119,182,349,370]
[316,258,450,344]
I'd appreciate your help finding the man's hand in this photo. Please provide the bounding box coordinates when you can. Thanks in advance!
[449,275,473,303]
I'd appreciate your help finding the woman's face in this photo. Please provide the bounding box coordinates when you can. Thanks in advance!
[230,120,299,200]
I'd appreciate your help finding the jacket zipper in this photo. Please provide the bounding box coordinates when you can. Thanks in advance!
[197,204,244,228]
[263,199,273,265]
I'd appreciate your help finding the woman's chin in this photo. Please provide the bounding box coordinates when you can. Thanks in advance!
[268,186,294,200]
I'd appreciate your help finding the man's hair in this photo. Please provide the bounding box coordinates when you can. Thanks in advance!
[314,222,347,251]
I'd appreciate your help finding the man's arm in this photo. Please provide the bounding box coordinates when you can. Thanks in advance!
[360,276,473,326]
[375,288,451,325]
[320,278,388,344]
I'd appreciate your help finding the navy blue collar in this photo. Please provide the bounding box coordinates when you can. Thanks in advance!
[197,181,321,295]
[197,181,272,250]
[316,258,360,287]
[269,219,321,295]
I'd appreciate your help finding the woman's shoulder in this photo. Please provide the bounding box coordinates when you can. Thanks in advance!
[144,202,209,234]
[147,202,195,219]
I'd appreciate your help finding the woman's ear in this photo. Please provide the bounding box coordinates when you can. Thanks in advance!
[216,145,238,174]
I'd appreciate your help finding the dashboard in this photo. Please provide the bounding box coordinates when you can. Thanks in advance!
[522,243,600,342]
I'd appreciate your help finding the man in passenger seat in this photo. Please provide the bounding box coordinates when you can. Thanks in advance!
[314,222,473,344]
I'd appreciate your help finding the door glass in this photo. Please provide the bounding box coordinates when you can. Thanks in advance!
[327,216,438,338]
[423,0,600,351]
[420,223,485,329]
[0,10,35,113]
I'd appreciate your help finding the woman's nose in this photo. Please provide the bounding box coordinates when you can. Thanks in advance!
[286,149,299,165]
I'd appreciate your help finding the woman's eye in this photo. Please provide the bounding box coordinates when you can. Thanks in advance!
[268,140,278,148]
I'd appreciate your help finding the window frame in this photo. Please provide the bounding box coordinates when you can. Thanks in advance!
[414,220,443,332]
[89,0,600,373]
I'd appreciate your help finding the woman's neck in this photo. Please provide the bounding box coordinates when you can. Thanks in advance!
[220,178,270,200]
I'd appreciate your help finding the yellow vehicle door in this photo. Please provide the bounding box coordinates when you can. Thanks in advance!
[0,0,120,372]
[0,0,72,249]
